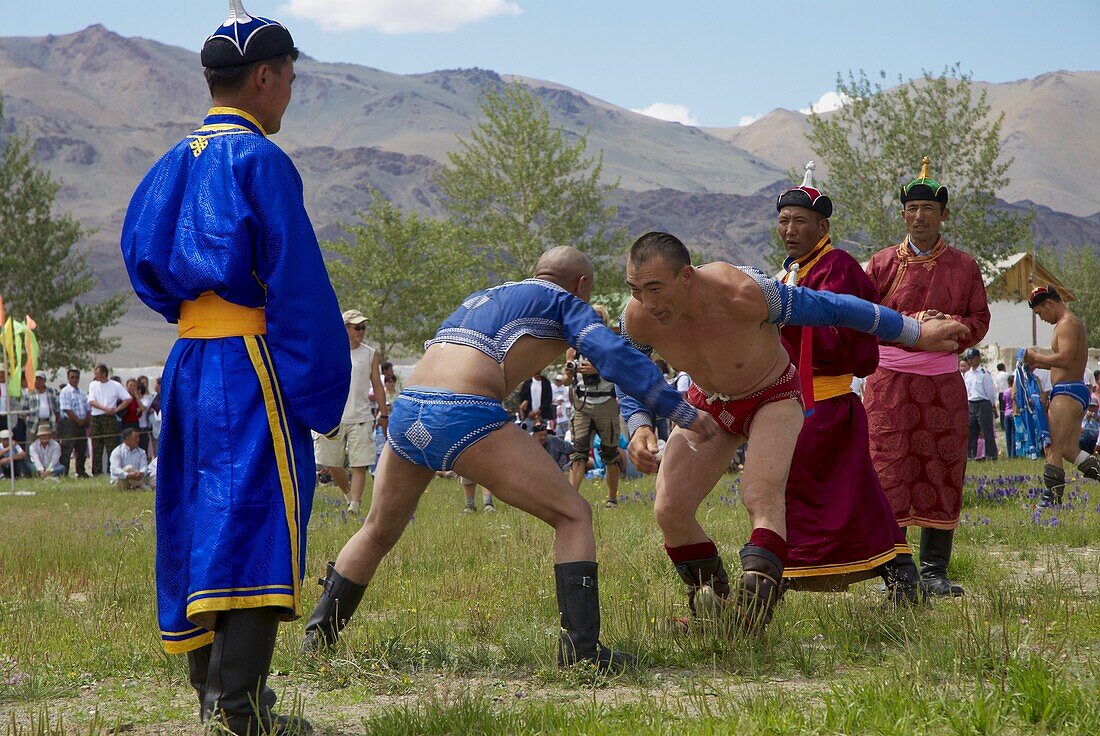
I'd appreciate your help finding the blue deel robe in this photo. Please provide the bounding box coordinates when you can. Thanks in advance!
[121,107,350,654]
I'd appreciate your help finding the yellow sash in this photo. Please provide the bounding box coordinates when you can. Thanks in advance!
[813,374,854,402]
[178,292,267,338]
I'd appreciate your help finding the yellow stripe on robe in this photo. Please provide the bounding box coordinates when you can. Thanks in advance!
[179,291,266,338]
[813,374,854,402]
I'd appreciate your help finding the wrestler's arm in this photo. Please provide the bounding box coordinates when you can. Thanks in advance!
[558,296,696,431]
[731,266,967,351]
[1026,320,1082,370]
[248,147,350,436]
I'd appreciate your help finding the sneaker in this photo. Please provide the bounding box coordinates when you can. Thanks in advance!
[347,502,361,515]
[483,503,497,513]
[462,504,476,514]
[604,498,618,509]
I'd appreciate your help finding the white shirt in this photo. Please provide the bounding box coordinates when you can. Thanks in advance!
[109,443,149,483]
[0,383,6,413]
[139,395,152,429]
[342,342,376,424]
[88,379,130,417]
[29,439,61,473]
[529,378,543,416]
[964,366,997,403]
[552,383,569,424]
[669,371,691,394]
[1034,368,1053,393]
[993,370,1011,395]
[38,392,51,419]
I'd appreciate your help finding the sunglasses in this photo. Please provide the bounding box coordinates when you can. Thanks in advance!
[350,324,366,331]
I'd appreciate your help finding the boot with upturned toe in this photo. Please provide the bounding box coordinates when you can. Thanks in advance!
[674,554,732,622]
[301,562,368,653]
[735,545,784,633]
[555,561,635,673]
[919,527,964,597]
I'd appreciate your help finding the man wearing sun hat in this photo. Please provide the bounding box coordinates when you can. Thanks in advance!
[863,157,991,598]
[774,163,920,605]
[314,308,387,516]
[120,1,349,732]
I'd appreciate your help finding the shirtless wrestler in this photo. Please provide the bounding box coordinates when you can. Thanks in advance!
[301,246,720,670]
[619,232,969,633]
[1024,285,1100,506]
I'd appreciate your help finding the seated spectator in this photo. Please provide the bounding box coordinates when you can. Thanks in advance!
[0,429,31,479]
[29,426,65,480]
[1080,401,1099,454]
[147,456,158,487]
[533,422,572,472]
[109,427,150,490]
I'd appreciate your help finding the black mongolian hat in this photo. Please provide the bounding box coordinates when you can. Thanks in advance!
[201,0,296,69]
[900,157,949,205]
[776,161,833,218]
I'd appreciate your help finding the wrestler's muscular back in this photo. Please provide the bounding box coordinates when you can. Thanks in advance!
[625,263,790,398]
[1049,313,1088,386]
[409,337,571,402]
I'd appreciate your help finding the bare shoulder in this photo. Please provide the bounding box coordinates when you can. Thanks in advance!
[622,299,656,344]
[697,262,759,302]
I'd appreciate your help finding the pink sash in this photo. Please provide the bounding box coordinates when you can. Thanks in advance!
[878,346,958,376]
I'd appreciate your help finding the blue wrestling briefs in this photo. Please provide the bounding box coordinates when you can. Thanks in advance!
[387,387,509,471]
[1049,381,1091,412]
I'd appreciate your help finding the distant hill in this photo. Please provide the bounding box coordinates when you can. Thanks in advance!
[1,25,1097,365]
[706,71,1100,218]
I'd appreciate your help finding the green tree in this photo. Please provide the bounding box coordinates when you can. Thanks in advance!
[805,66,1032,270]
[437,83,625,293]
[0,100,125,368]
[1041,246,1100,348]
[324,191,480,360]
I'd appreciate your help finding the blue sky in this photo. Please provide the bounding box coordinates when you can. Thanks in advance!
[2,1,1097,127]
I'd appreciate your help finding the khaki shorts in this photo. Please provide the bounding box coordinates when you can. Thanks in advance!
[570,399,621,464]
[314,421,376,468]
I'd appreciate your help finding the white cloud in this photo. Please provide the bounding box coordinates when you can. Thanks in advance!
[738,113,763,127]
[630,103,698,126]
[279,0,522,34]
[798,91,851,115]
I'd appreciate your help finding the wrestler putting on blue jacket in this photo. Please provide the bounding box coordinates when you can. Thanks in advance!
[301,246,722,670]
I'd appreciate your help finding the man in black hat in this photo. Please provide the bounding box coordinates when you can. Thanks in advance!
[120,1,349,733]
[863,158,991,598]
[774,163,920,604]
[1024,286,1100,506]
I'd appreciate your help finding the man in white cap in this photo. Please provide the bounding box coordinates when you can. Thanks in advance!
[29,425,65,480]
[0,429,29,479]
[315,309,387,515]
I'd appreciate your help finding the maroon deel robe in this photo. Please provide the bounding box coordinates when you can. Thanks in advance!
[863,239,990,529]
[780,243,909,590]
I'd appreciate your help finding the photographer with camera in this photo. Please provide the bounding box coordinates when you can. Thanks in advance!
[565,304,623,508]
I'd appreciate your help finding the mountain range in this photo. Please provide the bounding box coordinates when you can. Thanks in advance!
[1,25,1097,364]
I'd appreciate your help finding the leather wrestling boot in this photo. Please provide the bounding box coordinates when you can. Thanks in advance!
[1039,463,1066,507]
[1078,455,1100,482]
[919,527,964,597]
[301,562,368,653]
[735,545,784,634]
[879,554,924,608]
[674,555,732,621]
[555,561,635,673]
[202,607,313,735]
[186,643,211,716]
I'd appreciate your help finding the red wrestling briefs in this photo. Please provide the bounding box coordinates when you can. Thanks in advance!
[686,364,804,438]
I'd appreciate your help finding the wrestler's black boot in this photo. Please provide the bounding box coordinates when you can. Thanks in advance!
[301,562,368,653]
[735,545,784,634]
[555,561,635,673]
[673,555,732,620]
[203,607,313,735]
[919,528,964,597]
[187,643,211,716]
[1039,463,1066,507]
[880,554,924,608]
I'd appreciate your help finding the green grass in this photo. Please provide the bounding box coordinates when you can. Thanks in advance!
[1,457,1098,734]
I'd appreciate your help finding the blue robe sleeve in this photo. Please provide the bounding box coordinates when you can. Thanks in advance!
[557,296,697,437]
[614,310,671,438]
[737,266,921,346]
[246,148,350,436]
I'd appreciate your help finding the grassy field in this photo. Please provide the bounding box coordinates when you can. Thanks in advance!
[1,458,1098,735]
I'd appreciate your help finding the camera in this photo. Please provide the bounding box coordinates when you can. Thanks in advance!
[565,360,578,373]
